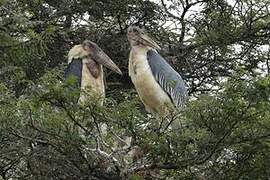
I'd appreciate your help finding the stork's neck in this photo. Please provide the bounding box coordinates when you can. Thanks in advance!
[130,45,154,61]
[83,58,102,79]
[131,45,152,53]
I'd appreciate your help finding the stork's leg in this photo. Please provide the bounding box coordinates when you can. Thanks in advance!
[152,103,183,132]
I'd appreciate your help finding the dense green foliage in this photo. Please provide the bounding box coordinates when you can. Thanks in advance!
[0,0,270,179]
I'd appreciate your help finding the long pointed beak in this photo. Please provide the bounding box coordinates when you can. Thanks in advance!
[91,47,122,75]
[139,33,161,50]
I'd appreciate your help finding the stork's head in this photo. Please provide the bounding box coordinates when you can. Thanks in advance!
[127,26,161,50]
[82,40,122,75]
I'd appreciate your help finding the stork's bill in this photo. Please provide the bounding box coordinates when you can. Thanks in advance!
[127,26,188,117]
[82,40,122,75]
[64,40,122,104]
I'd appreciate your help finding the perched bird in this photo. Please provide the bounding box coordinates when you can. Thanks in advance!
[64,40,122,104]
[127,26,188,119]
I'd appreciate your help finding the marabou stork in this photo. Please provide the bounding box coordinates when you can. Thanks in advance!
[127,26,188,119]
[64,40,122,104]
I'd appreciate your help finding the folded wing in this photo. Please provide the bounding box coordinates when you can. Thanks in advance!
[147,50,188,108]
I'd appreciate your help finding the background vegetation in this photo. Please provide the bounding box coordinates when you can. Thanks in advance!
[0,0,270,179]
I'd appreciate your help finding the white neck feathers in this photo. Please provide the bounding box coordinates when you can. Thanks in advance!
[68,45,89,63]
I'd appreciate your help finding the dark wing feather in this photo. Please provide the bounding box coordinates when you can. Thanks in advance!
[64,58,83,89]
[147,50,188,108]
[64,58,83,102]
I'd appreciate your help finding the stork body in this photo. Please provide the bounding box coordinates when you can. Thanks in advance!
[67,45,105,103]
[127,26,188,118]
[64,41,122,104]
[80,58,104,103]
[129,46,173,115]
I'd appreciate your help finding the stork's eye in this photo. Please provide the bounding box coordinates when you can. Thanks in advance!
[88,42,97,50]
[82,40,97,52]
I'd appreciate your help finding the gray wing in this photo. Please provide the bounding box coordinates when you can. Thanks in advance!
[64,58,82,97]
[64,58,82,89]
[147,50,188,108]
[64,58,83,102]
